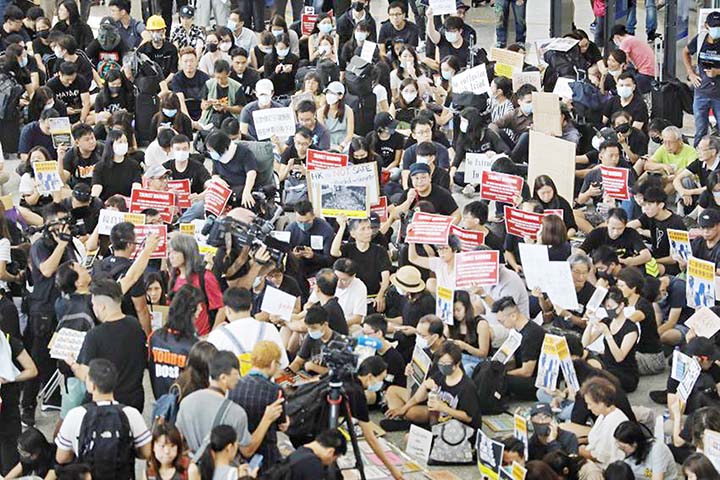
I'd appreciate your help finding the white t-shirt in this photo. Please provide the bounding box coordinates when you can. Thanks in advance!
[206,317,289,368]
[55,401,151,454]
[373,84,388,107]
[19,173,41,196]
[199,52,232,75]
[0,238,11,292]
[587,407,629,468]
[234,27,258,54]
[428,257,455,290]
[626,441,679,480]
[308,277,368,320]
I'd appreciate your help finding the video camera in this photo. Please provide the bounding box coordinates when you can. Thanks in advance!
[27,217,84,242]
[321,335,383,383]
[201,213,286,267]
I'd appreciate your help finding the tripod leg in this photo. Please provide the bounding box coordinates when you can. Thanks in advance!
[340,397,366,480]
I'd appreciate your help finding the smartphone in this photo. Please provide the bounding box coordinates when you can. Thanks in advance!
[249,454,264,470]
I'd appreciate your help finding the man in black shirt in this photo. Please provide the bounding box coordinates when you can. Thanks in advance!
[0,6,28,53]
[61,183,103,237]
[137,15,178,81]
[674,135,720,211]
[527,403,579,460]
[426,12,470,68]
[336,0,377,46]
[230,47,259,103]
[164,134,211,196]
[171,48,210,121]
[602,72,649,132]
[309,269,349,335]
[362,314,407,394]
[579,208,652,267]
[377,2,418,55]
[691,208,720,271]
[46,62,91,124]
[288,430,347,480]
[395,162,460,222]
[288,306,341,375]
[62,124,102,187]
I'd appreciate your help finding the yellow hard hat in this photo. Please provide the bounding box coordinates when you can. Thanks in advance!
[146,15,166,30]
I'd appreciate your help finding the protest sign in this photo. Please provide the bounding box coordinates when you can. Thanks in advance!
[260,286,297,322]
[49,328,87,361]
[449,225,485,251]
[518,243,549,290]
[669,229,691,262]
[320,184,369,218]
[585,285,608,315]
[406,425,433,464]
[513,415,529,461]
[252,107,296,140]
[370,196,388,222]
[477,431,504,480]
[552,77,574,99]
[0,195,11,210]
[48,117,73,148]
[436,284,454,325]
[532,92,562,136]
[455,250,499,289]
[705,429,720,472]
[479,170,524,204]
[168,179,191,209]
[463,153,494,184]
[97,209,146,235]
[504,206,544,239]
[150,305,169,331]
[360,40,377,62]
[130,188,176,223]
[491,48,525,78]
[33,161,63,194]
[492,329,522,364]
[204,181,233,217]
[133,224,167,259]
[600,166,631,200]
[687,257,716,309]
[512,70,542,91]
[544,261,580,310]
[686,307,720,339]
[557,335,580,393]
[405,212,454,245]
[301,12,319,35]
[408,345,432,392]
[672,349,693,382]
[544,37,580,52]
[429,0,457,15]
[678,358,702,404]
[308,162,379,209]
[535,335,562,391]
[452,63,492,95]
[499,463,527,480]
[307,149,349,171]
[528,131,575,205]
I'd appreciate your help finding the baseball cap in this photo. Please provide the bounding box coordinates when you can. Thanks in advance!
[325,81,345,96]
[374,112,398,131]
[144,163,170,179]
[72,183,92,202]
[530,403,553,418]
[708,11,720,27]
[456,1,470,11]
[179,5,195,17]
[409,162,431,177]
[256,78,274,96]
[685,337,720,361]
[699,208,720,228]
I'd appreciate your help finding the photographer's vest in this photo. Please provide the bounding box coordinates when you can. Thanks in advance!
[199,78,242,126]
[217,323,266,375]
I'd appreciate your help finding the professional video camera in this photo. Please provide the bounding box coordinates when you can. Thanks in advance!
[321,335,383,383]
[27,217,84,242]
[201,211,286,267]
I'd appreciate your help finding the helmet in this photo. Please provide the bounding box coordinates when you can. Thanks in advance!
[146,15,166,30]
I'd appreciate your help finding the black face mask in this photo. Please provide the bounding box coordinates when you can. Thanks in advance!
[109,86,122,94]
[615,124,631,134]
[651,136,662,144]
[37,30,49,39]
[605,307,618,319]
[531,422,550,437]
[207,43,218,52]
[352,1,365,11]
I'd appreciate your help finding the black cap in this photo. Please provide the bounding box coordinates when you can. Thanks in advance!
[179,5,195,17]
[455,1,470,10]
[708,11,720,27]
[530,403,553,417]
[685,337,720,361]
[72,183,91,202]
[699,208,720,228]
[374,112,398,132]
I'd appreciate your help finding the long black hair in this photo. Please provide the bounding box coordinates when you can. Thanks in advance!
[197,425,237,480]
[613,421,653,464]
[164,284,201,339]
[449,290,479,347]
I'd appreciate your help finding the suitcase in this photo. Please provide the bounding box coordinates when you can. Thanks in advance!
[135,92,159,146]
[650,35,684,127]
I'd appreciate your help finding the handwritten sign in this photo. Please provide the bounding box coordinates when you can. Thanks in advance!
[97,209,146,236]
[49,328,87,361]
[463,153,494,184]
[252,107,296,141]
[512,70,542,91]
[260,286,297,321]
[686,307,720,339]
[429,0,457,15]
[452,63,492,96]
[406,425,433,464]
[491,48,525,78]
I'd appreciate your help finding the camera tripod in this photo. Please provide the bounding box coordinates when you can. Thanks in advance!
[326,380,367,480]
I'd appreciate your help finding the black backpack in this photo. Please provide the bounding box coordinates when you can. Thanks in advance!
[259,449,317,480]
[345,56,373,96]
[542,46,583,92]
[0,73,24,121]
[77,402,135,480]
[285,377,331,441]
[471,360,507,415]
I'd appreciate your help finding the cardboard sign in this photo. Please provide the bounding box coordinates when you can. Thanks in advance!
[477,431,504,480]
[686,307,720,339]
[491,48,525,78]
[513,414,529,461]
[33,161,63,194]
[479,170,524,204]
[97,209,146,236]
[528,131,576,207]
[600,166,631,200]
[451,63,492,96]
[436,284,455,325]
[370,196,388,222]
[405,212,454,245]
[133,224,168,259]
[449,225,485,251]
[252,107,296,141]
[532,92,562,136]
[552,77,574,99]
[512,70,542,91]
[48,117,73,148]
[307,149,349,171]
[319,183,369,218]
[678,357,702,403]
[669,229,691,262]
[168,179,191,209]
[204,181,233,217]
[129,188,176,223]
[504,206,544,239]
[429,0,457,15]
[260,285,297,321]
[687,257,716,309]
[406,425,433,464]
[463,153,494,184]
[455,250,499,289]
[308,162,379,209]
[301,13,319,35]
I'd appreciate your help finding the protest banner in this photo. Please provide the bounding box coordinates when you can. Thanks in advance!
[532,92,562,136]
[301,12,319,35]
[360,40,377,62]
[504,206,543,239]
[48,117,73,148]
[408,345,432,392]
[168,179,191,209]
[405,212,454,245]
[512,70,542,91]
[436,284,454,325]
[535,335,562,391]
[686,307,720,339]
[600,166,631,200]
[260,286,297,322]
[307,149,349,171]
[320,184,369,218]
[477,431,504,480]
[370,196,388,222]
[33,161,63,194]
[687,257,716,309]
[479,170,524,204]
[528,131,575,205]
[491,48,525,78]
[429,0,456,15]
[308,162,379,211]
[669,229,691,262]
[129,188,176,223]
[449,225,485,251]
[97,209,146,235]
[452,63,492,95]
[513,414,529,461]
[132,224,167,259]
[557,335,580,393]
[204,181,233,217]
[455,250,499,289]
[463,153,494,184]
[406,425,433,464]
[252,107,296,140]
[492,329,522,364]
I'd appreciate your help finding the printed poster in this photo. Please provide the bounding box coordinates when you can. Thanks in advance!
[429,0,457,15]
[513,414,529,461]
[132,224,168,259]
[477,431,504,480]
[557,335,580,394]
[704,429,720,472]
[449,225,485,251]
[668,229,691,262]
[370,196,388,222]
[33,161,63,194]
[320,183,369,218]
[408,345,432,391]
[479,171,524,204]
[600,166,631,200]
[307,149,348,171]
[129,187,176,223]
[687,257,716,309]
[436,284,455,325]
[405,212,454,245]
[504,206,543,239]
[685,307,720,339]
[678,357,702,404]
[48,117,73,148]
[204,181,233,217]
[492,329,522,364]
[168,179,191,209]
[535,334,562,392]
[455,250,499,289]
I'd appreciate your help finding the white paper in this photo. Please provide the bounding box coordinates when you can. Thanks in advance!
[545,37,580,52]
[678,357,702,403]
[552,77,574,99]
[451,63,492,96]
[671,349,693,382]
[49,328,87,361]
[260,286,296,321]
[544,262,579,310]
[311,235,324,250]
[0,332,20,381]
[463,153,494,184]
[360,40,376,62]
[492,329,522,364]
[685,307,720,339]
[252,107,296,141]
[585,286,608,315]
[33,162,63,194]
[518,243,549,290]
[705,429,720,473]
[271,231,291,243]
[151,311,163,331]
[97,209,127,235]
[429,0,457,15]
[406,425,433,464]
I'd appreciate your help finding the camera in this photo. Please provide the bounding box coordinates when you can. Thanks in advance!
[28,217,83,242]
[321,335,361,383]
[201,214,286,267]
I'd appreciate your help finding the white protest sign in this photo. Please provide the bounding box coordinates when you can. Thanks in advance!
[544,261,579,310]
[97,209,146,236]
[512,70,542,91]
[552,77,575,99]
[429,0,457,15]
[406,425,433,464]
[518,243,549,290]
[678,357,702,403]
[492,329,522,364]
[252,107,296,140]
[260,286,297,322]
[585,285,608,315]
[49,328,88,361]
[452,64,492,95]
[535,334,562,392]
[671,349,693,382]
[360,40,377,62]
[308,162,379,209]
[463,153,494,184]
[686,307,720,339]
[704,429,720,472]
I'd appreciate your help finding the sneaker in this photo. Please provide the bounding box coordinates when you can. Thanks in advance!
[649,389,668,405]
[380,418,411,432]
[21,410,35,427]
[462,184,476,198]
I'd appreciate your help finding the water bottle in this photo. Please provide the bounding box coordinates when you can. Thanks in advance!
[428,387,440,425]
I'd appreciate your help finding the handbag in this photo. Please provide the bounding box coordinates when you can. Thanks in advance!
[428,418,476,465]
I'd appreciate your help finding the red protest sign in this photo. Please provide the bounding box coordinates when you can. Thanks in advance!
[132,224,167,259]
[405,212,454,245]
[480,171,524,204]
[129,188,176,223]
[455,250,499,289]
[601,166,630,200]
[449,225,485,251]
[544,209,564,220]
[370,196,388,222]
[301,13,319,36]
[307,149,349,171]
[205,181,233,217]
[168,179,191,209]
[504,205,544,238]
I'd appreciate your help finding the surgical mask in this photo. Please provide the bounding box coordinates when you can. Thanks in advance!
[460,118,469,133]
[298,221,311,231]
[520,102,533,115]
[227,20,237,31]
[352,1,364,11]
[113,142,128,156]
[608,69,621,76]
[416,156,429,165]
[617,86,633,99]
[308,329,323,340]
[220,41,232,52]
[713,191,720,201]
[163,108,177,117]
[368,381,383,392]
[319,23,333,34]
[53,46,65,58]
[402,90,417,103]
[44,101,54,111]
[445,31,458,43]
[207,43,218,52]
[258,94,271,107]
[19,55,28,67]
[325,92,339,105]
[272,29,284,38]
[152,32,163,43]
[277,48,289,57]
[592,135,603,151]
[209,150,221,161]
[531,422,551,437]
[441,70,453,80]
[354,31,368,43]
[711,27,720,39]
[174,150,189,161]
[109,85,121,94]
[438,363,455,377]
[415,335,428,349]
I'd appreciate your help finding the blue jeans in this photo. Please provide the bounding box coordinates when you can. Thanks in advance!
[177,200,206,223]
[461,353,483,377]
[494,0,526,47]
[537,389,574,422]
[693,94,720,147]
[645,0,657,35]
[626,0,636,34]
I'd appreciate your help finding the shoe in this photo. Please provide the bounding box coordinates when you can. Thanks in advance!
[40,403,61,412]
[649,390,668,405]
[21,410,35,427]
[462,184,476,198]
[380,418,411,432]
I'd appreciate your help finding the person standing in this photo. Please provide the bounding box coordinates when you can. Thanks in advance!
[494,0,526,48]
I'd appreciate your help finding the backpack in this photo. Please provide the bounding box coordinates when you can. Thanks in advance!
[260,448,318,480]
[285,376,331,441]
[128,51,163,95]
[0,73,24,121]
[77,402,135,480]
[471,360,507,415]
[217,323,267,375]
[542,47,583,92]
[345,56,373,96]
[151,384,181,425]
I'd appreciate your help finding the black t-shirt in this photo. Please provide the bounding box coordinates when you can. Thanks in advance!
[61,197,103,236]
[339,243,391,296]
[322,297,348,335]
[435,36,470,68]
[691,236,720,268]
[77,315,147,411]
[699,189,720,209]
[572,281,596,319]
[603,93,649,130]
[91,158,143,200]
[687,34,720,97]
[687,158,720,188]
[212,143,259,190]
[63,144,103,187]
[539,195,579,232]
[579,226,647,259]
[342,378,370,423]
[92,256,146,320]
[297,331,342,364]
[48,53,95,87]
[288,447,324,480]
[638,212,686,260]
[397,185,459,217]
[163,158,211,194]
[377,20,419,51]
[85,39,130,70]
[601,317,639,380]
[452,130,509,169]
[514,321,544,376]
[366,131,405,169]
[624,128,649,157]
[0,336,25,436]
[148,329,198,399]
[230,67,260,103]
[429,372,482,428]
[633,297,661,354]
[95,88,135,115]
[28,238,77,315]
[137,41,178,78]
[46,75,90,122]
[170,70,210,121]
[381,347,407,387]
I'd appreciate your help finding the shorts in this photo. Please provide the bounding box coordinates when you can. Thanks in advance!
[637,351,666,376]
[674,324,690,343]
